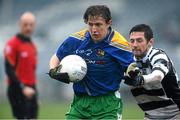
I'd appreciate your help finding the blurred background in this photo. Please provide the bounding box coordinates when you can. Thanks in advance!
[0,0,180,119]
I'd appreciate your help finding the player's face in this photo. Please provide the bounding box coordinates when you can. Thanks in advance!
[20,18,35,37]
[87,16,111,42]
[129,32,153,59]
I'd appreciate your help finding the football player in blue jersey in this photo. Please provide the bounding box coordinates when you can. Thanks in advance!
[48,5,133,119]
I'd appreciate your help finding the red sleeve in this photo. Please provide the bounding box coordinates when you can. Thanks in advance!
[4,39,18,67]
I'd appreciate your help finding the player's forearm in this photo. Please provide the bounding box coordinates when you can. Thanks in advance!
[48,55,70,83]
[49,54,60,69]
[143,70,164,84]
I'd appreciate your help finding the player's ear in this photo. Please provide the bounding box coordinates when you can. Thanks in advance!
[106,19,112,27]
[148,38,154,47]
[150,38,154,46]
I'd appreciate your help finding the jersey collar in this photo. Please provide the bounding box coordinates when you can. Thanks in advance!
[104,27,114,43]
[16,33,31,42]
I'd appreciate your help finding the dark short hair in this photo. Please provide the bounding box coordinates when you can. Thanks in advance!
[83,5,112,23]
[129,24,153,42]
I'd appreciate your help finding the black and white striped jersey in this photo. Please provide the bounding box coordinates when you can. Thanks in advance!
[131,47,180,119]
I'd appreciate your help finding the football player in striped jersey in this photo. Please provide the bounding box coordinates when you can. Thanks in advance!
[124,24,180,119]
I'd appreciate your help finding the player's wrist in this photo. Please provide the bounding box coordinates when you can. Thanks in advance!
[49,68,56,78]
[135,75,144,86]
[124,75,144,86]
[49,65,61,77]
[48,67,70,84]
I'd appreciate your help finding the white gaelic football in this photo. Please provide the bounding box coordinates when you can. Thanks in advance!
[59,55,87,82]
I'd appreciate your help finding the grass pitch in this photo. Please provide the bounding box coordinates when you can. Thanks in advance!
[0,101,143,119]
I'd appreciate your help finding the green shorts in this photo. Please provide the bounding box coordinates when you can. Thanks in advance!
[66,91,122,119]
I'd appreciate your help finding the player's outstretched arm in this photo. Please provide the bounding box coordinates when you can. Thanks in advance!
[124,60,167,86]
[48,54,70,84]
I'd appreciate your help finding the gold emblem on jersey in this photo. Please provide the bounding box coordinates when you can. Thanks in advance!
[97,49,105,57]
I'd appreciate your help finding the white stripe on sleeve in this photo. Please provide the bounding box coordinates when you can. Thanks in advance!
[143,70,165,83]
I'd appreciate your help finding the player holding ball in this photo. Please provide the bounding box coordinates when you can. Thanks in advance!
[48,5,133,119]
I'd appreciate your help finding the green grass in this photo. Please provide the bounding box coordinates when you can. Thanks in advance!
[0,101,143,119]
[123,103,143,119]
[38,102,70,119]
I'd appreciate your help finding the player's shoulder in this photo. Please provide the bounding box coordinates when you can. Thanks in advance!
[149,48,168,59]
[4,36,20,54]
[153,48,166,54]
[69,29,88,41]
[149,48,169,64]
[6,35,20,47]
[109,30,131,52]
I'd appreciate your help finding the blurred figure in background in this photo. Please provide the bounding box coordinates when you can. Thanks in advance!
[3,12,38,119]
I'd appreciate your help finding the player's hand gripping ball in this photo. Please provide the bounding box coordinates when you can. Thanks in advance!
[58,55,87,82]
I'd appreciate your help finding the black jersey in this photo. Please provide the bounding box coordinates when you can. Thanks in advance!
[131,47,180,119]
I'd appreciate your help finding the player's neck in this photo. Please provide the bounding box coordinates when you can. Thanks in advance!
[17,33,31,42]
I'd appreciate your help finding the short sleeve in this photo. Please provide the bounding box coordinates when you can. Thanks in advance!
[56,37,77,60]
[4,41,18,67]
